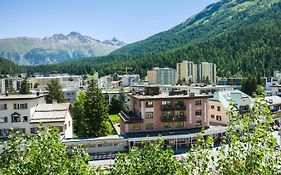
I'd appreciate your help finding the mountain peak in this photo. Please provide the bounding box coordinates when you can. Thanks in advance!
[67,31,82,37]
[102,37,125,46]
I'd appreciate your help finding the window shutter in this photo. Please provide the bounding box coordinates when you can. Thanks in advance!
[4,104,7,110]
[25,103,28,109]
[13,104,16,109]
[4,117,7,123]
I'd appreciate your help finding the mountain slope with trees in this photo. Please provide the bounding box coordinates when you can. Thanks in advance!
[0,0,281,78]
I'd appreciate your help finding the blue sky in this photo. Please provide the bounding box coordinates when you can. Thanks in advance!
[0,0,218,43]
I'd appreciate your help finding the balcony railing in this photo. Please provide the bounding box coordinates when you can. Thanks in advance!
[161,104,186,111]
[161,115,186,122]
[160,115,174,122]
[161,105,173,111]
[174,105,186,110]
[119,111,143,123]
[174,115,186,121]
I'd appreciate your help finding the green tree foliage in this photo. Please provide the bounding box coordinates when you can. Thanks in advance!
[72,91,86,135]
[78,79,110,137]
[216,97,281,174]
[45,79,66,104]
[182,132,214,175]
[19,78,30,94]
[0,127,94,175]
[109,96,121,114]
[109,139,182,175]
[241,76,258,96]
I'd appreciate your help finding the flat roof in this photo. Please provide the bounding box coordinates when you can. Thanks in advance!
[131,93,212,100]
[62,135,124,144]
[0,94,46,100]
[126,126,227,141]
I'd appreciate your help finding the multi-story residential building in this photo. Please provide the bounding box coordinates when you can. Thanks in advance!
[119,87,210,135]
[176,61,217,84]
[63,88,80,104]
[0,94,73,138]
[0,94,46,136]
[31,75,83,91]
[271,85,281,97]
[30,103,73,138]
[0,79,5,95]
[146,67,176,85]
[119,74,140,87]
[209,90,253,126]
[176,61,196,83]
[196,62,217,84]
[98,75,113,89]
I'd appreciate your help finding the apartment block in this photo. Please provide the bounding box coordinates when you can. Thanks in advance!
[0,94,73,138]
[176,61,196,83]
[146,67,176,85]
[119,87,210,135]
[176,61,217,84]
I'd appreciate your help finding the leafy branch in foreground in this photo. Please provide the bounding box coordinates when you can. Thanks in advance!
[0,127,94,175]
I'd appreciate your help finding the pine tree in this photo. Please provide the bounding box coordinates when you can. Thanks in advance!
[45,79,66,104]
[72,91,86,136]
[83,79,110,137]
[19,78,30,94]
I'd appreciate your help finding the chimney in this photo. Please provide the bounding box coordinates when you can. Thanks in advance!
[36,92,40,96]
[5,91,8,96]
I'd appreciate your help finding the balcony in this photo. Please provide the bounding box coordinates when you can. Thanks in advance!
[161,105,173,111]
[161,115,174,122]
[174,115,186,121]
[161,115,186,122]
[119,111,143,123]
[174,105,186,110]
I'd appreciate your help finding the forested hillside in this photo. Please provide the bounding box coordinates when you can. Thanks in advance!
[1,0,281,78]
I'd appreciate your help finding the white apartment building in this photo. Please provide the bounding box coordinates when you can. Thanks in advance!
[0,79,5,95]
[0,94,73,138]
[176,61,196,83]
[31,75,83,91]
[146,67,176,85]
[30,103,73,138]
[176,61,217,84]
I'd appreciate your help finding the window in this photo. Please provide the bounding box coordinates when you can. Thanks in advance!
[176,121,184,128]
[30,127,38,134]
[217,106,221,111]
[211,105,215,109]
[23,116,28,122]
[68,121,71,126]
[0,104,7,110]
[175,111,184,116]
[14,103,28,110]
[64,124,67,130]
[211,115,215,119]
[145,112,153,119]
[11,115,20,123]
[146,123,153,130]
[133,124,141,130]
[0,117,7,123]
[163,122,171,129]
[195,100,202,105]
[216,115,222,121]
[195,110,202,116]
[161,101,171,106]
[145,101,153,108]
[195,120,202,126]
